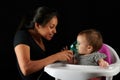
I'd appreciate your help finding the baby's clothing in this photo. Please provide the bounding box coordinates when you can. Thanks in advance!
[75,52,107,65]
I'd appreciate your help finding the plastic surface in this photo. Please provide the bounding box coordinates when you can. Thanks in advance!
[44,62,120,80]
[44,44,120,80]
[99,44,112,64]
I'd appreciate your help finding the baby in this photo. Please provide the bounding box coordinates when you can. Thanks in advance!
[69,29,109,80]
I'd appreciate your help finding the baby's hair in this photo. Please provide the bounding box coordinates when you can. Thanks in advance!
[78,29,103,52]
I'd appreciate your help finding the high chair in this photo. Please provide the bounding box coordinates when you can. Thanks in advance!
[44,43,120,80]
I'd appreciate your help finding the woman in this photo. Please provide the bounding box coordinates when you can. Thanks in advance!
[13,6,73,80]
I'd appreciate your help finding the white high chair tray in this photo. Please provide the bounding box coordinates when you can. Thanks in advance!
[44,62,120,80]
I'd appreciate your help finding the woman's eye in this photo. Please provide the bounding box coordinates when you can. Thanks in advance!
[49,26,53,29]
[49,24,55,29]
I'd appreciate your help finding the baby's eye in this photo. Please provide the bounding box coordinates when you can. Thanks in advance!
[76,42,80,46]
[76,43,80,48]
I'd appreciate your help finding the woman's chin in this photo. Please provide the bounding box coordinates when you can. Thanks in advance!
[46,37,52,40]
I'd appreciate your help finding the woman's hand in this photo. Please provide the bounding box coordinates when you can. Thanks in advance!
[55,50,73,61]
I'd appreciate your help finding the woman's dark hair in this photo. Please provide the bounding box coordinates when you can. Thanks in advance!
[18,6,58,30]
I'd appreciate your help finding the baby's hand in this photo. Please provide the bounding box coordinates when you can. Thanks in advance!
[98,59,109,68]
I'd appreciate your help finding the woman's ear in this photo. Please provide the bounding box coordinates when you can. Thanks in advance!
[34,22,41,29]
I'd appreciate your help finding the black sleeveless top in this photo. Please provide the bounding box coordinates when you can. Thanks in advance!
[13,30,54,80]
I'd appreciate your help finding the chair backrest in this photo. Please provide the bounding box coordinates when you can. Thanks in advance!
[90,43,119,64]
[99,44,120,80]
[106,44,120,63]
[99,44,112,64]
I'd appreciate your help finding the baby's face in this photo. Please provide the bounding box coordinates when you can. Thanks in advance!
[76,35,91,55]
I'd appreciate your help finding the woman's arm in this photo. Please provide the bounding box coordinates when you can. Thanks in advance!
[15,44,73,76]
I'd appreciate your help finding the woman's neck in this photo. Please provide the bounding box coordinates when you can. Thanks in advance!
[28,29,45,51]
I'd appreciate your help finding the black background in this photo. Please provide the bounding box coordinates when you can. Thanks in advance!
[0,0,120,79]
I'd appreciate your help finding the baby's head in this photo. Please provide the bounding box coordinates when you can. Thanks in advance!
[76,29,103,55]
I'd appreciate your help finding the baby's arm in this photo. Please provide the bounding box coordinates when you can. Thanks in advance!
[98,58,109,68]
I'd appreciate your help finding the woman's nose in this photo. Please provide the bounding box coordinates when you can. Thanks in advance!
[53,28,57,33]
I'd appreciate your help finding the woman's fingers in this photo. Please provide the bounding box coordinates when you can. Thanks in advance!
[56,50,73,61]
[61,46,68,51]
[64,50,73,61]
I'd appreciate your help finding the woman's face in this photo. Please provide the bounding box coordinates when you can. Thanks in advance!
[36,16,58,40]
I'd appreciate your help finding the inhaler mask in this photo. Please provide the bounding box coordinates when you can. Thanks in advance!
[70,41,78,55]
